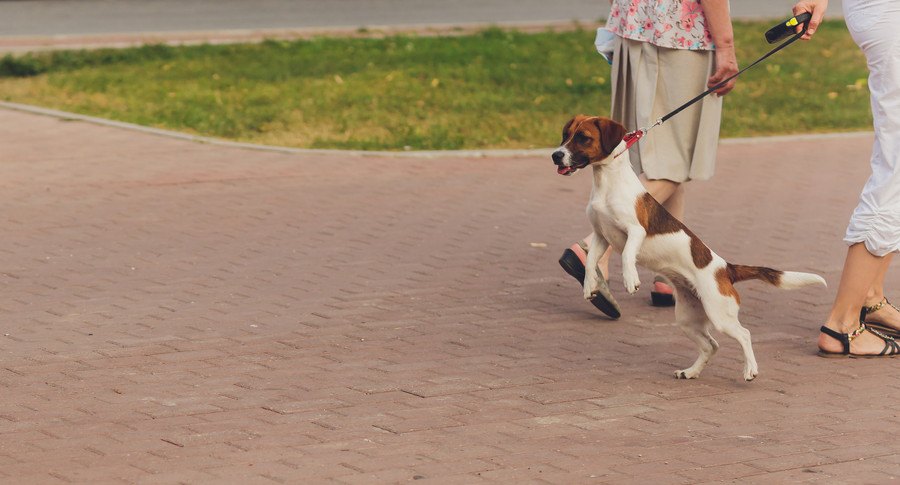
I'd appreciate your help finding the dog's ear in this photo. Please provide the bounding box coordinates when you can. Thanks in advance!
[595,118,626,156]
[561,115,588,144]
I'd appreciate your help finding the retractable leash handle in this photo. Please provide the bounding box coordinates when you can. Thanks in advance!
[619,12,812,151]
[766,12,812,44]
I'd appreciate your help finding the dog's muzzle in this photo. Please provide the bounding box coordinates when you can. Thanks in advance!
[552,150,577,176]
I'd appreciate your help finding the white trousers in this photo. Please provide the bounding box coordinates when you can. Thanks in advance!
[843,0,900,256]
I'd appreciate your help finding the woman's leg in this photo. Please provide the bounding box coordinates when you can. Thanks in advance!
[819,244,894,354]
[661,183,685,221]
[639,174,681,211]
[866,254,894,303]
[823,0,900,352]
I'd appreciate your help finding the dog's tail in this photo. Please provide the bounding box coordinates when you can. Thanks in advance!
[727,263,826,290]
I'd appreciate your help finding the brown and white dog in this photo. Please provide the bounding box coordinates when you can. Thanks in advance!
[552,115,825,381]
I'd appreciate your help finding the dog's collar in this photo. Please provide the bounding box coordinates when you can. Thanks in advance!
[588,140,630,169]
[610,145,628,160]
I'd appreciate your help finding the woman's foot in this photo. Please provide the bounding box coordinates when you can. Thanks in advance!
[558,243,621,319]
[650,276,676,307]
[818,323,900,357]
[861,297,900,333]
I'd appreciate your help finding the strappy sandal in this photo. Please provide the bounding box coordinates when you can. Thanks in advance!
[818,323,900,358]
[859,297,900,338]
[558,243,621,319]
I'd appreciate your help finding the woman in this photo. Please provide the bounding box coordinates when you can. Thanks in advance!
[559,0,738,317]
[799,0,900,356]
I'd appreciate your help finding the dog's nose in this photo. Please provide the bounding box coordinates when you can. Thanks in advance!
[552,150,565,165]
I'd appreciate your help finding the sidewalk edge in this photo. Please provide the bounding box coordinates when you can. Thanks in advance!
[0,100,873,159]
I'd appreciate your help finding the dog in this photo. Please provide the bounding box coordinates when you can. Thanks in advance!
[552,115,825,381]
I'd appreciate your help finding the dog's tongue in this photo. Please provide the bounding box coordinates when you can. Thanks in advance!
[557,166,574,176]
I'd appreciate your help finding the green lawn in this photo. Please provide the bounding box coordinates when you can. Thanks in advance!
[0,21,871,150]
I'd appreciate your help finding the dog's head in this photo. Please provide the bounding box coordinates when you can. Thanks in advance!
[552,115,626,175]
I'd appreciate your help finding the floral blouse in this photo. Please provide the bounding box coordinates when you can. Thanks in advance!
[606,0,715,51]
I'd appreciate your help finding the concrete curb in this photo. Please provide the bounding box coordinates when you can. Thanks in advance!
[0,100,873,159]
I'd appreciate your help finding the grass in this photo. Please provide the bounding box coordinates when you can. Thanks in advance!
[0,21,871,151]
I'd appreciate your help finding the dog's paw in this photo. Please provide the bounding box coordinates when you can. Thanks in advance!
[623,271,640,294]
[584,275,602,300]
[674,368,700,380]
[743,364,759,382]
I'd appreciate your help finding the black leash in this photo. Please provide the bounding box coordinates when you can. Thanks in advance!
[620,13,812,150]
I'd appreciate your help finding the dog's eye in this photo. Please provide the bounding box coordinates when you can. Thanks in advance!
[574,133,590,144]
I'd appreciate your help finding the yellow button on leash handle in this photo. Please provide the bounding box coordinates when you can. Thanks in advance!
[765,12,812,43]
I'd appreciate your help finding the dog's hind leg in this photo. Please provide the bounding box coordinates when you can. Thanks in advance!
[718,318,758,381]
[701,290,759,381]
[673,289,719,379]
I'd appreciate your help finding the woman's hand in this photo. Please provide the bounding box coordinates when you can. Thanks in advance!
[701,0,738,96]
[708,45,739,96]
[793,0,828,40]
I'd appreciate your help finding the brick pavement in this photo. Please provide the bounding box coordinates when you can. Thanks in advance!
[1,108,898,483]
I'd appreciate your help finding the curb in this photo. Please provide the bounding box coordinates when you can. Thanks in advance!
[0,100,873,159]
[0,101,551,158]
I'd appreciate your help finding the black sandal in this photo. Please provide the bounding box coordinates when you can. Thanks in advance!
[559,245,621,319]
[818,323,900,358]
[860,297,900,338]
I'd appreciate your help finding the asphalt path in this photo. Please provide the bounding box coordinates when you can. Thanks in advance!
[0,0,844,37]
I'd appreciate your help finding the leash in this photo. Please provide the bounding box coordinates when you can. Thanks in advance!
[619,12,812,151]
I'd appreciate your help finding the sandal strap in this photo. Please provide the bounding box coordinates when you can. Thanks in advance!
[879,338,900,356]
[860,297,900,331]
[865,321,900,339]
[820,323,869,355]
[867,324,898,356]
[877,333,900,356]
[868,324,895,340]
[849,323,868,341]
[863,297,888,315]
[820,325,850,354]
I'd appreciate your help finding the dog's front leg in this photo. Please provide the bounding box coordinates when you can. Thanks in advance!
[621,224,646,294]
[583,234,610,301]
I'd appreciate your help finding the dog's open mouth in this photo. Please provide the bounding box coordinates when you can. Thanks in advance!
[557,166,577,176]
